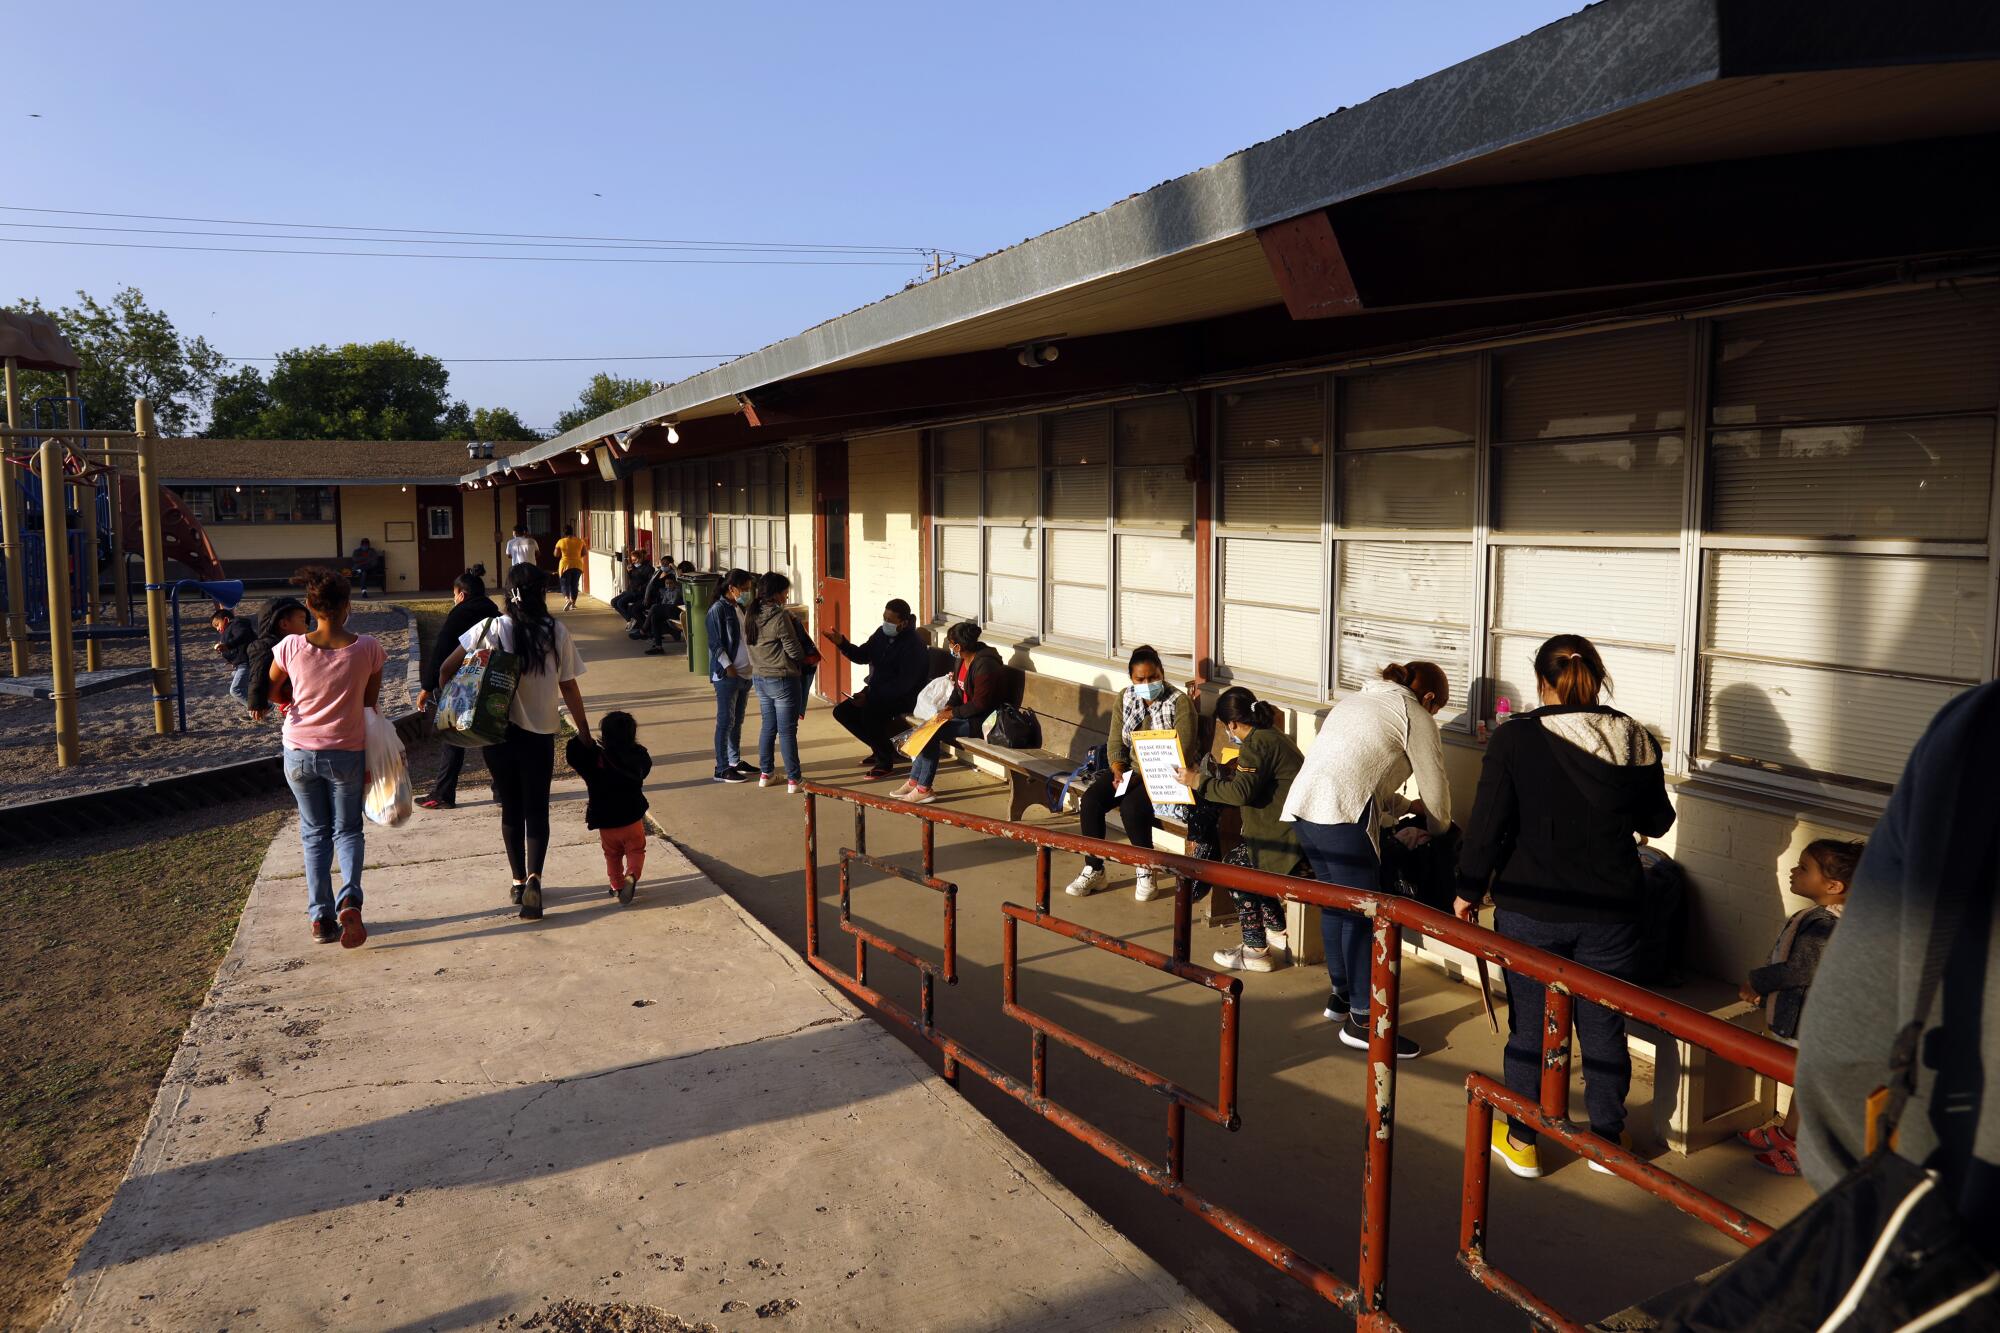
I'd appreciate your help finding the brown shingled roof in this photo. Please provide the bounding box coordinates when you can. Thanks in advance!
[155,438,481,484]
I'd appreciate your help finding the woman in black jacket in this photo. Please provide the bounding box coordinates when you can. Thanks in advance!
[416,567,498,809]
[1456,633,1675,1181]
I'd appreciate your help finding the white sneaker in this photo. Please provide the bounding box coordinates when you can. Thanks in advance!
[758,773,775,789]
[1212,944,1276,973]
[888,781,916,799]
[1064,867,1105,897]
[1134,868,1169,902]
[786,780,803,796]
[1266,929,1290,957]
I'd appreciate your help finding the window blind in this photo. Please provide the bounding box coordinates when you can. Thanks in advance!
[1708,417,1994,541]
[1337,448,1474,529]
[1220,538,1322,683]
[1712,287,2000,426]
[1221,458,1323,528]
[1494,436,1686,534]
[939,525,980,619]
[1340,358,1477,449]
[1117,533,1195,656]
[1496,324,1689,441]
[1047,410,1110,467]
[937,426,981,472]
[1492,546,1683,646]
[985,417,1039,470]
[1046,529,1108,643]
[1701,656,1967,787]
[937,472,980,520]
[984,470,1037,525]
[1220,382,1325,458]
[1703,551,1991,681]
[1117,400,1192,465]
[1336,621,1469,716]
[1338,542,1472,624]
[1115,467,1192,529]
[986,527,1038,629]
[1490,632,1676,746]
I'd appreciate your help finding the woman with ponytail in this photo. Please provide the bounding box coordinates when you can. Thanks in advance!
[1175,687,1306,973]
[1458,633,1675,1181]
[436,562,591,920]
[1282,660,1454,1060]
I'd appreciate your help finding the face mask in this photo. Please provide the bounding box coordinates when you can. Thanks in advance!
[1133,680,1165,701]
[881,620,900,637]
[737,589,754,607]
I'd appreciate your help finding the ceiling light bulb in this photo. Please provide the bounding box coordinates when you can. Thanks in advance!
[666,424,680,445]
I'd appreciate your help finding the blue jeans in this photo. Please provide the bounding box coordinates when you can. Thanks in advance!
[713,674,750,775]
[910,716,981,789]
[1495,909,1640,1142]
[283,746,365,923]
[228,664,250,704]
[1293,818,1383,1017]
[754,675,802,782]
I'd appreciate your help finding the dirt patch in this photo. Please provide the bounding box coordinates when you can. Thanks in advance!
[516,1299,719,1332]
[0,602,415,805]
[0,794,285,1329]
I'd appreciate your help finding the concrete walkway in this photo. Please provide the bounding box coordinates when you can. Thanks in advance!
[50,778,1222,1331]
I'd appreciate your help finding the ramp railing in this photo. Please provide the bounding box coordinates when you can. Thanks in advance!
[800,783,1794,1331]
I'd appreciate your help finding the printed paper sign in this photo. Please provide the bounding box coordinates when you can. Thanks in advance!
[1128,729,1193,806]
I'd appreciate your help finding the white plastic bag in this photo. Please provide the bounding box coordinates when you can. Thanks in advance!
[362,708,414,827]
[911,674,953,723]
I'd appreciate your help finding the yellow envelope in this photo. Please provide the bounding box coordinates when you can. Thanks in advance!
[900,711,953,759]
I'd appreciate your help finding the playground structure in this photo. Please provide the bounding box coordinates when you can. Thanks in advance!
[0,310,182,768]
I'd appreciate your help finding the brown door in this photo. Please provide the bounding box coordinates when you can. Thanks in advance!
[813,442,851,701]
[415,486,463,591]
[515,483,559,572]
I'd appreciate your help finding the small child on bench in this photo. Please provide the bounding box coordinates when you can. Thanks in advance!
[565,710,654,906]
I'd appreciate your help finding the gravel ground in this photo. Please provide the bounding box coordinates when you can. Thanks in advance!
[0,601,415,807]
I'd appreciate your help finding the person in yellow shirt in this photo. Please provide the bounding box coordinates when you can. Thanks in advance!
[554,525,587,611]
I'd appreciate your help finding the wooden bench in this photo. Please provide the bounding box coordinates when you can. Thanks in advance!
[949,667,1114,820]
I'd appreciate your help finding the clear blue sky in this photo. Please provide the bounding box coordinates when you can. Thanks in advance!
[7,1,1581,434]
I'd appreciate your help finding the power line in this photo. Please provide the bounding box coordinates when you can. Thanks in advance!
[0,236,920,266]
[0,203,974,259]
[0,219,938,257]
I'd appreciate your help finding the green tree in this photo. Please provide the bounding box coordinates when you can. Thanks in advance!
[5,287,226,436]
[203,341,456,439]
[552,372,657,435]
[441,404,542,441]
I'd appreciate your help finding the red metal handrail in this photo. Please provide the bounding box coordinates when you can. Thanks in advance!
[800,783,1796,1330]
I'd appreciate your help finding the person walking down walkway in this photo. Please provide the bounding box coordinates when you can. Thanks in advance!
[1176,687,1305,973]
[245,596,309,722]
[896,622,1002,805]
[266,567,384,950]
[1284,661,1453,1060]
[707,568,756,783]
[1456,634,1675,1180]
[565,709,653,906]
[505,524,539,569]
[747,572,809,794]
[554,525,587,611]
[437,563,591,920]
[1066,645,1196,903]
[828,598,930,779]
[415,567,497,810]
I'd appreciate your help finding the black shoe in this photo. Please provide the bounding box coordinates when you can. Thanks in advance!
[617,873,636,906]
[510,880,525,905]
[519,875,543,920]
[715,769,751,784]
[732,762,759,777]
[311,917,340,945]
[644,646,666,656]
[1323,990,1350,1021]
[1339,1014,1420,1059]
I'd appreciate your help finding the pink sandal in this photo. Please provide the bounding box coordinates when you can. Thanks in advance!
[1753,1144,1800,1175]
[1737,1123,1793,1152]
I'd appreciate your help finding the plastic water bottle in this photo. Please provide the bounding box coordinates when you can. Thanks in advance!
[1494,697,1513,726]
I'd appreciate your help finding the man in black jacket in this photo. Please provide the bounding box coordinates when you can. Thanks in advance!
[415,568,498,808]
[610,550,652,625]
[245,596,310,720]
[828,599,930,779]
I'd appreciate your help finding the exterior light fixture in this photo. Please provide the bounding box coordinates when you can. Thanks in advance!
[1016,341,1060,368]
[613,429,634,452]
[576,449,590,463]
[400,485,408,492]
[234,485,243,493]
[665,422,680,445]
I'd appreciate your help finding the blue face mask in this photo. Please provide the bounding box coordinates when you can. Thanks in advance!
[881,620,900,637]
[1133,680,1165,701]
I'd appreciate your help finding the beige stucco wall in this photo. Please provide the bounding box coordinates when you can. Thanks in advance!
[846,432,923,632]
[461,490,500,581]
[788,445,816,640]
[204,522,340,564]
[340,486,420,592]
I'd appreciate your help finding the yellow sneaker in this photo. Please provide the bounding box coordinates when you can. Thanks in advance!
[1587,1130,1636,1175]
[1491,1122,1543,1179]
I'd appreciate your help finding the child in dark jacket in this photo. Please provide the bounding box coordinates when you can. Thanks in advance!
[211,607,258,704]
[1737,837,1863,1174]
[564,710,653,905]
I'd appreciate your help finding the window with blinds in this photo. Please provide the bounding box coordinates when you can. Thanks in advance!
[1220,538,1322,685]
[1219,382,1324,529]
[1211,380,1326,685]
[1698,286,1999,788]
[584,479,619,553]
[1336,542,1471,723]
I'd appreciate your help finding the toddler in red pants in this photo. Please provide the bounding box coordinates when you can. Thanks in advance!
[564,710,653,905]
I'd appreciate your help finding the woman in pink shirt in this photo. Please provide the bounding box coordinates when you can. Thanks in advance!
[268,568,384,949]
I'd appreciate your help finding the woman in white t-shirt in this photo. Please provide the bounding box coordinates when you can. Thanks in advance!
[437,563,589,919]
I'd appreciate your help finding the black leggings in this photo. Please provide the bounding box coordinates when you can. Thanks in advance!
[1078,768,1158,870]
[483,724,555,880]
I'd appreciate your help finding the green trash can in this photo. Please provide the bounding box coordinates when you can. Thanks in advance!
[680,571,722,674]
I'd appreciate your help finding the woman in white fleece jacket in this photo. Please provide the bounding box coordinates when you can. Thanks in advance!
[1282,660,1453,1060]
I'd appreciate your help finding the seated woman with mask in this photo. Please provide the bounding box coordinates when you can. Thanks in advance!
[1064,645,1196,903]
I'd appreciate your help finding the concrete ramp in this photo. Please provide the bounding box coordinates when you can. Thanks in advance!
[50,781,1220,1332]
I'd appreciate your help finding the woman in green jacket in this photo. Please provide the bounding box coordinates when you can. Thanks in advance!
[1177,686,1306,973]
[1064,645,1199,903]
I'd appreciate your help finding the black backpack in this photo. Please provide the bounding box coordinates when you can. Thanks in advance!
[987,704,1041,749]
[1633,846,1689,986]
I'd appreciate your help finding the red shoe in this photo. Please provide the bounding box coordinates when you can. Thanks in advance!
[419,796,453,810]
[1737,1123,1793,1152]
[338,905,368,949]
[1753,1144,1800,1175]
[310,917,340,945]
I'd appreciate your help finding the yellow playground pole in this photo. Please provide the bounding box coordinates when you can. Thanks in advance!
[1,357,28,676]
[38,431,80,766]
[134,398,172,736]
